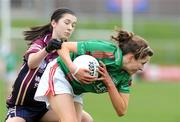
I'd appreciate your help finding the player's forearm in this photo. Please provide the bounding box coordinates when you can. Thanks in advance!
[57,42,77,73]
[106,83,129,116]
[28,48,48,69]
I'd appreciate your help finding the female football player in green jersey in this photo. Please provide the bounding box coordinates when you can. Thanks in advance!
[35,28,153,122]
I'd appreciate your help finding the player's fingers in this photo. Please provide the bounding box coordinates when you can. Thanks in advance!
[83,68,91,72]
[97,67,106,74]
[98,65,104,71]
[78,68,91,75]
[97,69,104,76]
[99,61,106,68]
[84,75,97,79]
[96,77,105,81]
[77,74,95,81]
[79,79,92,84]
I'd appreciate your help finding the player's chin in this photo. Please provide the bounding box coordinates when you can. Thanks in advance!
[64,33,71,38]
[60,36,69,41]
[61,36,67,39]
[132,70,138,75]
[128,70,136,75]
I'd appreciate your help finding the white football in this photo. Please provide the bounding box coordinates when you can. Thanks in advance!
[73,55,99,79]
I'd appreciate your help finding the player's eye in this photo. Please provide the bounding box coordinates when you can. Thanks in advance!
[72,23,76,28]
[64,21,70,25]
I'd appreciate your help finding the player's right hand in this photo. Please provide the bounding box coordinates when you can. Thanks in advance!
[74,68,97,84]
[45,39,63,53]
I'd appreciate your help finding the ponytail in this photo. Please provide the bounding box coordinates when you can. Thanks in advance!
[111,28,153,59]
[24,23,52,45]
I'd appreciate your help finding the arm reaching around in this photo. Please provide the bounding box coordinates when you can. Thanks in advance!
[28,39,62,69]
[57,42,97,84]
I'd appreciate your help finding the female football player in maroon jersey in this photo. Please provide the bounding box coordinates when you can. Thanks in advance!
[5,8,92,122]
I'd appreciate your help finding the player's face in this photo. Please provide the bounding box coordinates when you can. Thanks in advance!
[51,13,77,40]
[125,55,150,75]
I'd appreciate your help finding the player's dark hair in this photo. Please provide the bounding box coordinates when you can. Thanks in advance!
[111,28,153,59]
[24,8,76,45]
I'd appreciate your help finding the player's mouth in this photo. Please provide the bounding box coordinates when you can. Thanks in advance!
[64,32,71,37]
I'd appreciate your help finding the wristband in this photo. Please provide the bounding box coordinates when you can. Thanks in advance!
[72,67,79,76]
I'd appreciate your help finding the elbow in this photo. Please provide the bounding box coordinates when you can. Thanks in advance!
[27,54,39,69]
[28,65,37,69]
[116,110,126,117]
[28,61,38,69]
[116,107,128,117]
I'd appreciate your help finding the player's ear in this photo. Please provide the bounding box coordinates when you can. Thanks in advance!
[126,53,135,63]
[51,20,57,28]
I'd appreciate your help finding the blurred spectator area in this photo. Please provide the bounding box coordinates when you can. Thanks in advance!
[2,0,180,20]
[0,0,180,81]
[137,64,180,82]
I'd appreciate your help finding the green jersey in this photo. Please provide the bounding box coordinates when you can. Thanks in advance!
[57,40,132,95]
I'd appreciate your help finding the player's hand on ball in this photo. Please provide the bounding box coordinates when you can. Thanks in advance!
[72,55,99,84]
[97,61,113,86]
[74,68,97,84]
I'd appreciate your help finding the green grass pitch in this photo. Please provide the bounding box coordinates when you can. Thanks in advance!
[1,80,180,122]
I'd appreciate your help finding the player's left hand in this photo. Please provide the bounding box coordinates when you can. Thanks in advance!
[97,61,113,86]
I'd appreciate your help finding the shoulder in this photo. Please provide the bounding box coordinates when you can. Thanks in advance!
[78,39,114,44]
[43,33,52,44]
[33,34,52,45]
[113,71,132,93]
[113,70,132,83]
[78,40,117,49]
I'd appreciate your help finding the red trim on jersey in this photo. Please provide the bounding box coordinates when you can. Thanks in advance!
[92,51,115,59]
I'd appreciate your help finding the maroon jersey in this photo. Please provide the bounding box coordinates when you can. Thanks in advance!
[6,34,58,107]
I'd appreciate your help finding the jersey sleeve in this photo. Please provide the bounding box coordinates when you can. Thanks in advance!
[118,79,132,93]
[117,76,132,93]
[114,71,132,93]
[77,40,122,68]
[77,40,116,55]
[24,39,46,61]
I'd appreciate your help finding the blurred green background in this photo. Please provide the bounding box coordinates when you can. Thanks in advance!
[1,19,180,65]
[0,19,180,122]
[0,0,180,121]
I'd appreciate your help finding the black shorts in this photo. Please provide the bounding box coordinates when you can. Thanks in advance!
[5,105,48,122]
